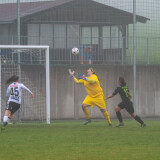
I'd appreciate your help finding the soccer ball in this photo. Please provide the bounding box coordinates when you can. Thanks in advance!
[72,47,79,55]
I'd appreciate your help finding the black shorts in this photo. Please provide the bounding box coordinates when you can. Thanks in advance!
[118,101,134,114]
[6,101,20,114]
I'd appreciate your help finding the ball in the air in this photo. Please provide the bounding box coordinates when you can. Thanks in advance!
[72,47,79,55]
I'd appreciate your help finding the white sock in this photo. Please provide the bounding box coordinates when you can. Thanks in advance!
[3,116,9,123]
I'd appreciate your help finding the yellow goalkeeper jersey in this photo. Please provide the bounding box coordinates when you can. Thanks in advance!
[73,74,103,97]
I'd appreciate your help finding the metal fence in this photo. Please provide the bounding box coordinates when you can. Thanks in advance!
[1,35,160,65]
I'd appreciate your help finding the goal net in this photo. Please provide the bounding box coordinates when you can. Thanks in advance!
[0,45,50,124]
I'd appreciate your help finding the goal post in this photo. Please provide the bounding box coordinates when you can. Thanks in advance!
[0,45,50,124]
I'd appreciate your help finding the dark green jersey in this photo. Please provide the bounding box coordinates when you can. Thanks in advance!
[112,85,131,102]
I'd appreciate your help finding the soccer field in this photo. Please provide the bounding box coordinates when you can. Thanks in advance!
[0,120,160,160]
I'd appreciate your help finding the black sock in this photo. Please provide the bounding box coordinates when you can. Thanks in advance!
[134,115,144,124]
[116,111,123,123]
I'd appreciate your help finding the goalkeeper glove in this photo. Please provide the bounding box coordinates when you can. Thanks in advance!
[78,74,87,81]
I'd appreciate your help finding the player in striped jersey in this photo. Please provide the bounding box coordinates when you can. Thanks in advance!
[1,75,34,130]
[69,68,112,127]
[106,77,146,127]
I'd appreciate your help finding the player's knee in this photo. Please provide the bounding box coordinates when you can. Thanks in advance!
[5,110,11,117]
[100,109,106,112]
[115,106,120,112]
[131,113,136,117]
[82,104,87,109]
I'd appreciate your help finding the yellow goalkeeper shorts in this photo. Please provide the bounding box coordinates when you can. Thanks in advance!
[82,94,106,110]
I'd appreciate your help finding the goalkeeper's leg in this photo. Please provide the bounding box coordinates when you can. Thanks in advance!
[95,96,112,126]
[101,109,112,126]
[82,104,91,125]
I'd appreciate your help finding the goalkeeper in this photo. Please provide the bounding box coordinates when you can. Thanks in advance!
[69,68,112,126]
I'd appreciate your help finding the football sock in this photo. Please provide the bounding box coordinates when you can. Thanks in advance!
[3,116,9,127]
[102,111,111,124]
[116,111,123,123]
[134,115,144,124]
[83,107,90,119]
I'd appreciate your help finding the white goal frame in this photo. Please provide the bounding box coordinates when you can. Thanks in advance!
[0,45,50,124]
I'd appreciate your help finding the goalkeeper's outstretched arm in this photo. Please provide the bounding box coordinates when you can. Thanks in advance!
[73,77,84,84]
[76,73,97,84]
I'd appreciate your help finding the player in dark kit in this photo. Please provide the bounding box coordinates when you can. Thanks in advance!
[106,77,146,127]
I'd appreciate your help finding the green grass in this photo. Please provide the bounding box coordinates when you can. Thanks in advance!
[0,120,160,160]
